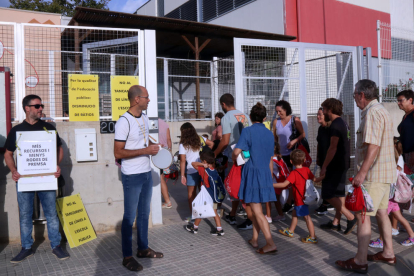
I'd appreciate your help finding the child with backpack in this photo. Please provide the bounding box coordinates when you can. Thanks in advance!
[273,149,321,244]
[265,142,289,223]
[179,122,214,222]
[369,143,414,248]
[185,149,226,236]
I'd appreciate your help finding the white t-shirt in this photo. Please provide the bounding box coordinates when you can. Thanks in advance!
[115,111,151,175]
[397,155,404,170]
[179,136,206,174]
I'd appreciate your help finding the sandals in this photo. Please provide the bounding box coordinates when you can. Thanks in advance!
[122,257,143,271]
[367,251,397,266]
[162,202,172,209]
[279,228,294,238]
[335,258,368,274]
[256,248,278,255]
[137,247,164,258]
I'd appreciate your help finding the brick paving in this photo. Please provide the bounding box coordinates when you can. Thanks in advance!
[1,208,414,276]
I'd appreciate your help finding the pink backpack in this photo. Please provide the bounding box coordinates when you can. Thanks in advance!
[394,171,413,204]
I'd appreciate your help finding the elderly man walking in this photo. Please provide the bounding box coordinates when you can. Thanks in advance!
[335,80,397,274]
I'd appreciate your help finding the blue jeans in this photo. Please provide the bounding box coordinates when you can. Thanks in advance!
[121,171,153,257]
[17,189,61,249]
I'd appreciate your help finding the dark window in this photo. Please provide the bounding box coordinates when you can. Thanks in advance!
[165,0,197,21]
[218,0,233,15]
[202,0,255,22]
[203,0,217,22]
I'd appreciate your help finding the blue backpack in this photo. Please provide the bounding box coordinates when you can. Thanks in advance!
[202,168,227,203]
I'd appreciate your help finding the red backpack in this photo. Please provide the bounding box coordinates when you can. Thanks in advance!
[272,157,290,182]
[298,145,312,168]
[224,165,242,199]
[345,186,366,222]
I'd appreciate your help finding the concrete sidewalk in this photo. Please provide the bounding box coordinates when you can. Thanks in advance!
[1,208,414,276]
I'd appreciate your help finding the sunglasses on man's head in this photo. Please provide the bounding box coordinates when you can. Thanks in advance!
[28,104,44,109]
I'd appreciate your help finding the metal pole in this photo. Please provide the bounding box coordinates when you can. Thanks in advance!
[365,47,372,80]
[336,54,352,99]
[377,20,382,103]
[279,48,298,100]
[356,46,365,80]
[164,59,169,120]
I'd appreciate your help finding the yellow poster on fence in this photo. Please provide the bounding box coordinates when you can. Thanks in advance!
[68,74,100,121]
[111,76,139,120]
[56,194,97,248]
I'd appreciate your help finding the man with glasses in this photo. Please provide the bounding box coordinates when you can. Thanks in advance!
[335,80,397,273]
[4,94,69,263]
[114,85,163,272]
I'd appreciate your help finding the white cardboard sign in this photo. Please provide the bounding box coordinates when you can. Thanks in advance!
[16,131,58,191]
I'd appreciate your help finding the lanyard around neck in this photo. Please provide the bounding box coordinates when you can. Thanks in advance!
[133,115,147,146]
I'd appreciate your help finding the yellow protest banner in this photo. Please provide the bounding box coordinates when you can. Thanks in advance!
[111,76,139,120]
[56,194,97,248]
[68,74,100,121]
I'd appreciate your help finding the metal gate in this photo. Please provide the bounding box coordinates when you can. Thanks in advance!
[0,22,153,122]
[233,38,359,176]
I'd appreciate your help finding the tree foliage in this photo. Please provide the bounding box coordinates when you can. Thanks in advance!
[9,0,110,17]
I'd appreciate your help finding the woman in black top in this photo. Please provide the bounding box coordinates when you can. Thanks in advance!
[397,90,414,173]
[314,108,332,215]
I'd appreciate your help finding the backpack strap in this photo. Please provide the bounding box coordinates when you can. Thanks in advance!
[291,170,306,199]
[119,115,131,143]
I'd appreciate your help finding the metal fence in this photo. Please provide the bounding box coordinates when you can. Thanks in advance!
[378,20,414,102]
[0,22,143,121]
[234,38,358,177]
[158,57,213,121]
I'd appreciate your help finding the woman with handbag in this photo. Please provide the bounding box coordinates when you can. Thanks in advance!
[272,100,307,212]
[233,102,277,254]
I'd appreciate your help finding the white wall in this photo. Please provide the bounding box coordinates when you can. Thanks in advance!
[164,0,190,15]
[390,0,414,34]
[338,0,390,13]
[135,0,157,16]
[208,0,285,35]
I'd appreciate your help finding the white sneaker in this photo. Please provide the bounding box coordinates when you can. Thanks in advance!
[392,228,399,236]
[265,215,272,223]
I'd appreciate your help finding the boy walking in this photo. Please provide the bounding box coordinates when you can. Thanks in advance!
[186,150,226,236]
[274,149,320,244]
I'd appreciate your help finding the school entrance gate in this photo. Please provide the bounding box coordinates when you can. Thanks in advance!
[233,38,365,177]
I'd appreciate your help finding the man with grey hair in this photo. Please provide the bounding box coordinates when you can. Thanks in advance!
[336,80,397,273]
[114,85,164,271]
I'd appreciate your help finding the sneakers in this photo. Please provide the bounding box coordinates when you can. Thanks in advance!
[320,221,342,232]
[282,203,294,213]
[52,245,70,260]
[210,229,225,236]
[237,208,247,217]
[10,248,34,263]
[225,215,237,225]
[265,215,272,223]
[301,235,318,244]
[237,219,253,230]
[272,215,286,222]
[344,217,357,235]
[369,238,384,248]
[315,205,328,215]
[185,224,198,234]
[401,237,414,246]
[326,204,335,211]
[279,228,294,238]
[392,228,400,236]
[185,216,195,223]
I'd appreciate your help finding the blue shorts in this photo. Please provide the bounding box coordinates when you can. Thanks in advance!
[186,172,201,186]
[294,205,309,217]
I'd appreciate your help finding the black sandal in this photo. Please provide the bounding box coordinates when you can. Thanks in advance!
[136,247,164,258]
[122,257,143,271]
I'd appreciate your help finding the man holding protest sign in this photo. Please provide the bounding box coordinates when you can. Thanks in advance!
[114,85,164,272]
[4,95,69,263]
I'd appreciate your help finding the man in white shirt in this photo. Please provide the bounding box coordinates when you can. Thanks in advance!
[114,85,163,271]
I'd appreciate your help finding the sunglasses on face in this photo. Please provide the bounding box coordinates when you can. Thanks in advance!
[28,104,44,109]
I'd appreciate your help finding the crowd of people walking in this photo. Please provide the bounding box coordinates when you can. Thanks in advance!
[5,80,414,275]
